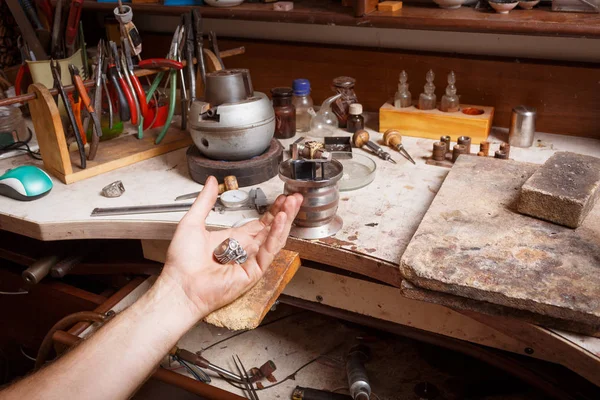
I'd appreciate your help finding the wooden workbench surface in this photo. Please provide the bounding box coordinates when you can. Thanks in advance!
[1,123,599,286]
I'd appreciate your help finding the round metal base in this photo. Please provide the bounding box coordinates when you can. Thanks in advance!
[290,215,343,240]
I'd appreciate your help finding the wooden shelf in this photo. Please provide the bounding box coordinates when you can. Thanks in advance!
[84,0,600,38]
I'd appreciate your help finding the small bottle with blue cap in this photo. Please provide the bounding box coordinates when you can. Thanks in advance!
[292,79,314,133]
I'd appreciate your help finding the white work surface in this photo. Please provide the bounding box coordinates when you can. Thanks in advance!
[1,122,600,285]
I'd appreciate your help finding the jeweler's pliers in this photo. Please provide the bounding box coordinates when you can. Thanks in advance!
[119,40,143,138]
[107,41,133,124]
[149,26,180,144]
[51,59,86,169]
[69,64,102,159]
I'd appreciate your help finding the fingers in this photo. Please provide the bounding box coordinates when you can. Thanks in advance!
[181,176,218,226]
[252,193,300,247]
[255,212,289,272]
[258,195,286,227]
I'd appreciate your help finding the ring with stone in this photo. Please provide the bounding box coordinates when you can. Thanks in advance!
[213,238,247,265]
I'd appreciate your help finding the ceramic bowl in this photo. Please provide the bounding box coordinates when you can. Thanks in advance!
[204,0,245,7]
[518,0,540,9]
[488,0,519,13]
[433,0,466,9]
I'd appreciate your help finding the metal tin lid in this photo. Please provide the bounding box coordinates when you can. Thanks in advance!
[332,76,356,88]
[513,105,537,116]
[270,87,293,98]
[349,103,363,115]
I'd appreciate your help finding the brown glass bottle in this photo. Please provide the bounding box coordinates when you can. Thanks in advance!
[346,103,364,133]
[331,76,358,128]
[271,87,296,139]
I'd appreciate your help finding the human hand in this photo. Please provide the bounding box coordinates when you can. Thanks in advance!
[161,176,303,319]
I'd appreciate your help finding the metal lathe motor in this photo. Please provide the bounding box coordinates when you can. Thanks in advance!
[189,69,275,161]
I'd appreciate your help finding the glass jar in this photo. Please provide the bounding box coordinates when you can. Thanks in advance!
[271,87,296,139]
[346,103,364,133]
[0,105,27,144]
[292,79,314,133]
[331,76,358,128]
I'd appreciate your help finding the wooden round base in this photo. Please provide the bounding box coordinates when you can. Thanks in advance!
[186,139,284,187]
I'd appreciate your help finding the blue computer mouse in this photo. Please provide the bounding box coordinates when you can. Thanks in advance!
[0,165,53,201]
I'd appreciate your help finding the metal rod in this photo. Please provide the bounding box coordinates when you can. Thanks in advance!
[91,203,194,217]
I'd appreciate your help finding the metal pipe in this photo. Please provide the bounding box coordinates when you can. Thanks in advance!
[22,255,60,284]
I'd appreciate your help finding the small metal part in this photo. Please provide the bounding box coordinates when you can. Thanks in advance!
[293,141,332,161]
[452,144,467,163]
[440,135,452,154]
[509,105,536,148]
[457,136,472,154]
[102,181,126,198]
[432,142,447,161]
[479,141,490,156]
[22,255,60,284]
[324,136,353,155]
[213,238,247,264]
[233,355,260,400]
[499,142,511,158]
[91,203,193,217]
[50,253,87,278]
[495,150,509,159]
[346,345,371,400]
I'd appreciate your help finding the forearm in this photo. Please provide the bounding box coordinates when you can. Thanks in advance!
[1,274,201,400]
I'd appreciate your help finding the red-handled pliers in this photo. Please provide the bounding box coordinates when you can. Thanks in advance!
[123,39,148,121]
[137,59,184,70]
[109,41,138,126]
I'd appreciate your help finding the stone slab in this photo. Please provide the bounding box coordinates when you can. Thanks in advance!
[518,151,600,228]
[400,156,600,332]
[400,280,600,337]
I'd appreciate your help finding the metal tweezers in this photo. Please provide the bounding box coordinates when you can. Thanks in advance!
[232,355,259,400]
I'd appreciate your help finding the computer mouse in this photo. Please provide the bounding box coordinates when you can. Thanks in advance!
[0,165,53,201]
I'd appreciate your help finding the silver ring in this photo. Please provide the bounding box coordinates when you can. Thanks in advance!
[213,238,248,265]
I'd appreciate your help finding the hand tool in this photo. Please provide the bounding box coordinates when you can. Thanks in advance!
[22,255,61,284]
[153,26,180,144]
[114,1,142,57]
[292,387,352,400]
[51,59,86,168]
[68,91,86,145]
[192,9,206,95]
[183,12,196,105]
[346,345,371,400]
[233,355,259,400]
[65,0,84,56]
[352,130,396,164]
[208,31,225,69]
[137,59,184,70]
[91,40,105,142]
[35,0,54,31]
[177,19,188,131]
[107,41,134,124]
[50,0,63,58]
[21,0,43,30]
[5,0,48,60]
[170,347,245,384]
[175,175,239,200]
[123,39,149,122]
[101,52,114,130]
[118,43,143,136]
[15,37,33,96]
[382,129,415,164]
[78,22,89,78]
[69,64,102,158]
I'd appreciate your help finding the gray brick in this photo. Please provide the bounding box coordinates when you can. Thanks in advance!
[518,151,600,228]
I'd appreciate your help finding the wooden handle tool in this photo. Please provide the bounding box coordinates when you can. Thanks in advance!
[383,129,416,165]
[352,130,396,164]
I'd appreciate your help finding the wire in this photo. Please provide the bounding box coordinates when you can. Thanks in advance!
[202,311,306,353]
[174,356,211,383]
[19,345,37,362]
[0,291,28,295]
[0,128,42,160]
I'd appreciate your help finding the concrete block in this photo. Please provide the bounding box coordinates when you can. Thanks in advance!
[518,151,600,228]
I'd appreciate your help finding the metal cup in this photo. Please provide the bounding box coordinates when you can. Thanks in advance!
[509,105,536,148]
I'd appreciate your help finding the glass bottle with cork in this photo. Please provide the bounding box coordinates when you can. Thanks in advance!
[346,103,364,133]
[271,87,296,139]
[292,79,314,133]
[331,76,358,128]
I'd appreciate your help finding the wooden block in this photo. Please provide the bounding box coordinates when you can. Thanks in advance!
[518,152,600,228]
[378,1,403,11]
[204,250,301,330]
[379,102,494,145]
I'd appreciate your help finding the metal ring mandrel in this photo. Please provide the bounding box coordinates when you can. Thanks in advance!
[213,238,248,264]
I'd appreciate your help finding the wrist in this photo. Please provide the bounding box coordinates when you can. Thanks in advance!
[146,272,209,332]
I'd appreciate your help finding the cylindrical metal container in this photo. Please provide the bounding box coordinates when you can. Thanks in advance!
[279,159,343,239]
[204,69,252,106]
[509,105,536,148]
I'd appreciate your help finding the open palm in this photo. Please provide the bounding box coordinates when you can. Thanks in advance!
[162,176,302,318]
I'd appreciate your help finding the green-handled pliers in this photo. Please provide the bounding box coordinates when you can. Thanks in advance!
[151,25,181,145]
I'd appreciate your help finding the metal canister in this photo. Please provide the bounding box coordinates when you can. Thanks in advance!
[279,159,343,239]
[509,105,536,148]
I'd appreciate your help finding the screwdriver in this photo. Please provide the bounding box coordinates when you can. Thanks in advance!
[352,129,396,164]
[383,129,416,165]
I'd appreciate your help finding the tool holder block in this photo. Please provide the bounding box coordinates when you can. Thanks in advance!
[379,101,494,145]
